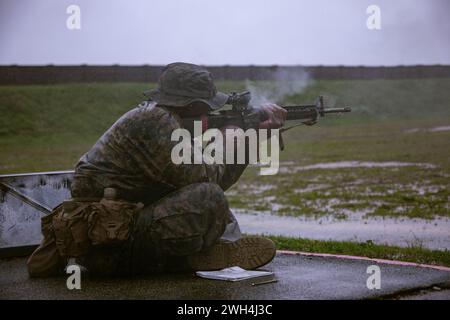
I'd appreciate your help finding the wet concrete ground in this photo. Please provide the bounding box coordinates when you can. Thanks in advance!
[1,252,449,300]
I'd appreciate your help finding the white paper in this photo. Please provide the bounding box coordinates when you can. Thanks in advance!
[196,266,274,282]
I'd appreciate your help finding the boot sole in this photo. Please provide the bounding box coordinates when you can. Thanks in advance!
[188,237,276,271]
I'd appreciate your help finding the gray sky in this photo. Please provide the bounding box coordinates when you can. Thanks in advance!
[0,0,449,66]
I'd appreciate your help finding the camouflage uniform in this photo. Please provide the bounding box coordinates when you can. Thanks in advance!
[71,101,247,275]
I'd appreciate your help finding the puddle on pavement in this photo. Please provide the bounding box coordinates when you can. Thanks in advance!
[235,210,450,251]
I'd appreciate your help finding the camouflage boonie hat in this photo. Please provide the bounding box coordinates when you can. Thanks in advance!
[144,62,228,110]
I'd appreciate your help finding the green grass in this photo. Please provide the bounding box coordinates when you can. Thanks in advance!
[227,166,450,219]
[0,83,150,138]
[0,83,152,172]
[269,235,450,267]
[2,78,450,139]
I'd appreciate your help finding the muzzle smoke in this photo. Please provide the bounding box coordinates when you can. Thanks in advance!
[245,68,312,106]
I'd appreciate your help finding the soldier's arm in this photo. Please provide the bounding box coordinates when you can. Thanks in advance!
[155,111,241,191]
[153,104,286,191]
[215,103,287,190]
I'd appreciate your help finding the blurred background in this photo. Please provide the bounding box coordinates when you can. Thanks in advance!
[1,0,449,65]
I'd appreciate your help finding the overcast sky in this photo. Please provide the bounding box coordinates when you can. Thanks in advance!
[0,0,449,66]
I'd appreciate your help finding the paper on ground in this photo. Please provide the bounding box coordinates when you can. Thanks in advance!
[196,266,274,282]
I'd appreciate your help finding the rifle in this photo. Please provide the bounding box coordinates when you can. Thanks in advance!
[180,91,351,136]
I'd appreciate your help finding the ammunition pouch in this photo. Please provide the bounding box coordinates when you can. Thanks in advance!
[27,187,144,277]
[88,199,143,246]
[51,198,143,258]
[27,205,65,277]
[52,200,93,258]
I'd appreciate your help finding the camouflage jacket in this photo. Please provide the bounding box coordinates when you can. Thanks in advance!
[71,102,247,204]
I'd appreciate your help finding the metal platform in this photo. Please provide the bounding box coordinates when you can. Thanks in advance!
[0,171,73,253]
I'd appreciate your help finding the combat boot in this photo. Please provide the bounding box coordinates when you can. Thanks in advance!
[187,236,276,271]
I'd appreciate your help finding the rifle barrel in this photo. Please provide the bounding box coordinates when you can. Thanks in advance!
[281,105,351,121]
[322,107,352,114]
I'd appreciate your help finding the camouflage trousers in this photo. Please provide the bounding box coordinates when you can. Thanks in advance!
[82,182,241,276]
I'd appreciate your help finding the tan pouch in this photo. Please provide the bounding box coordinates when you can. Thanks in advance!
[27,205,65,277]
[52,200,91,257]
[88,199,142,246]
